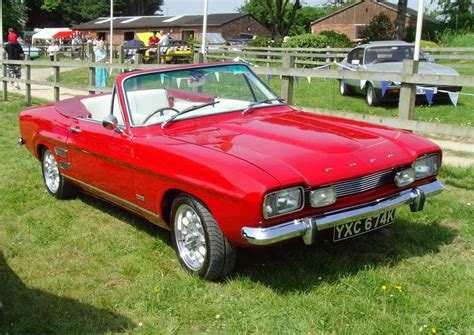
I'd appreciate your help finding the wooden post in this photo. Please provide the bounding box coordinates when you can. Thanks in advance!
[88,43,96,95]
[194,52,204,64]
[81,43,85,61]
[2,52,7,101]
[398,59,419,120]
[25,55,31,105]
[281,54,295,104]
[119,45,124,65]
[53,54,60,102]
[135,53,143,65]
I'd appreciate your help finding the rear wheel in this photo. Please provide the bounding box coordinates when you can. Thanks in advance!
[365,83,380,107]
[41,149,77,199]
[170,194,236,280]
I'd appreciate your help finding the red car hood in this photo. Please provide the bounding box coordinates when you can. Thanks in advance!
[167,108,439,187]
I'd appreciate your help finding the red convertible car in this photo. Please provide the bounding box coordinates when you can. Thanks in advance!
[19,63,444,280]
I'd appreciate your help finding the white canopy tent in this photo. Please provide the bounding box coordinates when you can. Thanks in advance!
[32,28,72,42]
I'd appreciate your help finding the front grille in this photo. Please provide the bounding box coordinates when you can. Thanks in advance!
[332,169,395,198]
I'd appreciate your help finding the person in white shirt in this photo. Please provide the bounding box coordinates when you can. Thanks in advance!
[47,40,60,61]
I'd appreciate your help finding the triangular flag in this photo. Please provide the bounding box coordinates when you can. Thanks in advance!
[279,75,282,80]
[339,66,346,71]
[295,76,300,86]
[160,74,164,85]
[307,76,312,84]
[320,64,330,70]
[176,78,182,88]
[381,81,389,97]
[448,91,459,107]
[425,88,434,105]
[360,80,367,90]
[168,77,173,87]
[266,73,271,81]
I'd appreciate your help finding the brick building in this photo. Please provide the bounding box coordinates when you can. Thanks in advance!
[73,13,271,45]
[311,0,439,41]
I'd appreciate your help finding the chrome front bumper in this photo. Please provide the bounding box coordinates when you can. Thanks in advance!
[241,180,444,246]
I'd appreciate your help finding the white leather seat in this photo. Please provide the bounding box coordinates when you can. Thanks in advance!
[81,94,124,125]
[126,89,170,125]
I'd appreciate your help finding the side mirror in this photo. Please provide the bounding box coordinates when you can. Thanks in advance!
[351,59,360,66]
[102,114,118,131]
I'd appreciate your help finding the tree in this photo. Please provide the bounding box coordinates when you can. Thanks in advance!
[435,0,474,31]
[395,0,408,40]
[289,6,335,35]
[2,0,28,33]
[240,0,302,38]
[362,13,395,41]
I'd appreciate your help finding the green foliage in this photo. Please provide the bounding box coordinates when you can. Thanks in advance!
[362,13,396,41]
[2,0,28,32]
[282,33,329,48]
[437,0,474,31]
[240,0,302,37]
[249,36,282,47]
[319,31,352,47]
[289,6,335,35]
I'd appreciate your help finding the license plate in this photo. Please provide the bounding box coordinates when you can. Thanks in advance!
[416,87,437,95]
[333,209,396,242]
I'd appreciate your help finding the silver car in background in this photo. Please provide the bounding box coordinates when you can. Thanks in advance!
[339,41,462,106]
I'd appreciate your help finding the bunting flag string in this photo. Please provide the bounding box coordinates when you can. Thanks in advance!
[295,76,300,86]
[333,62,357,72]
[233,56,259,67]
[266,73,271,81]
[360,80,367,90]
[448,91,459,107]
[424,88,434,105]
[381,81,389,97]
[176,78,182,89]
[307,76,312,84]
[214,72,220,82]
[160,73,164,85]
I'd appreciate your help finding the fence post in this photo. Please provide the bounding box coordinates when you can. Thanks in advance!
[53,54,60,102]
[281,54,295,104]
[398,60,419,120]
[88,43,96,95]
[194,52,204,64]
[2,53,7,101]
[25,55,31,105]
[119,45,124,64]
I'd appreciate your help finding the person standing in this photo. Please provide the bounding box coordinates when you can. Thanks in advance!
[4,40,24,90]
[8,28,18,44]
[94,41,108,87]
[148,31,160,63]
[47,40,60,61]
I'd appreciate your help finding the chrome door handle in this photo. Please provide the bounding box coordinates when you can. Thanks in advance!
[68,127,81,134]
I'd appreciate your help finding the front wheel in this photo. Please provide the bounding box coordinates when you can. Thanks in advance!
[42,149,77,199]
[339,80,353,96]
[170,194,236,280]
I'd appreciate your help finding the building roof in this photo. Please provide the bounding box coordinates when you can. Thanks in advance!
[311,0,440,25]
[74,13,249,30]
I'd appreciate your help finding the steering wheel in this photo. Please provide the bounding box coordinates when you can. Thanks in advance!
[142,107,180,124]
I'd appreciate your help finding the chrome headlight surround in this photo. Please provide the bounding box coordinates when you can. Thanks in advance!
[263,187,304,219]
[413,153,440,180]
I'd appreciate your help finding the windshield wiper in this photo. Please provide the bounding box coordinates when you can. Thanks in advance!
[242,98,286,114]
[162,101,220,128]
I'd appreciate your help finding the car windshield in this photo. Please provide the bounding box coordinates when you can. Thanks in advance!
[123,64,280,126]
[364,46,428,64]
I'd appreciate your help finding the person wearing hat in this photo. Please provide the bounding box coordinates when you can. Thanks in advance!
[5,29,23,90]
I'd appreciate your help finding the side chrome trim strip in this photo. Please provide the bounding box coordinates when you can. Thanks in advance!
[63,175,169,230]
[241,180,444,246]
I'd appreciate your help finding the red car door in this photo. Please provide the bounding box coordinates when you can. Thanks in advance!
[66,118,135,204]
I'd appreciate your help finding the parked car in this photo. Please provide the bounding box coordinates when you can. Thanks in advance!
[18,62,444,280]
[21,44,41,59]
[160,40,192,63]
[339,41,462,106]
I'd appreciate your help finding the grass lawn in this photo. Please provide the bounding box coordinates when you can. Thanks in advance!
[0,94,473,333]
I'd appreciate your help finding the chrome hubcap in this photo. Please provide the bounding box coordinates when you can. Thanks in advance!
[43,151,60,193]
[174,204,207,271]
[367,87,374,105]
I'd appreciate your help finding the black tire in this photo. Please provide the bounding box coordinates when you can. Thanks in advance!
[365,83,380,107]
[339,79,353,96]
[170,194,236,280]
[41,148,77,199]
